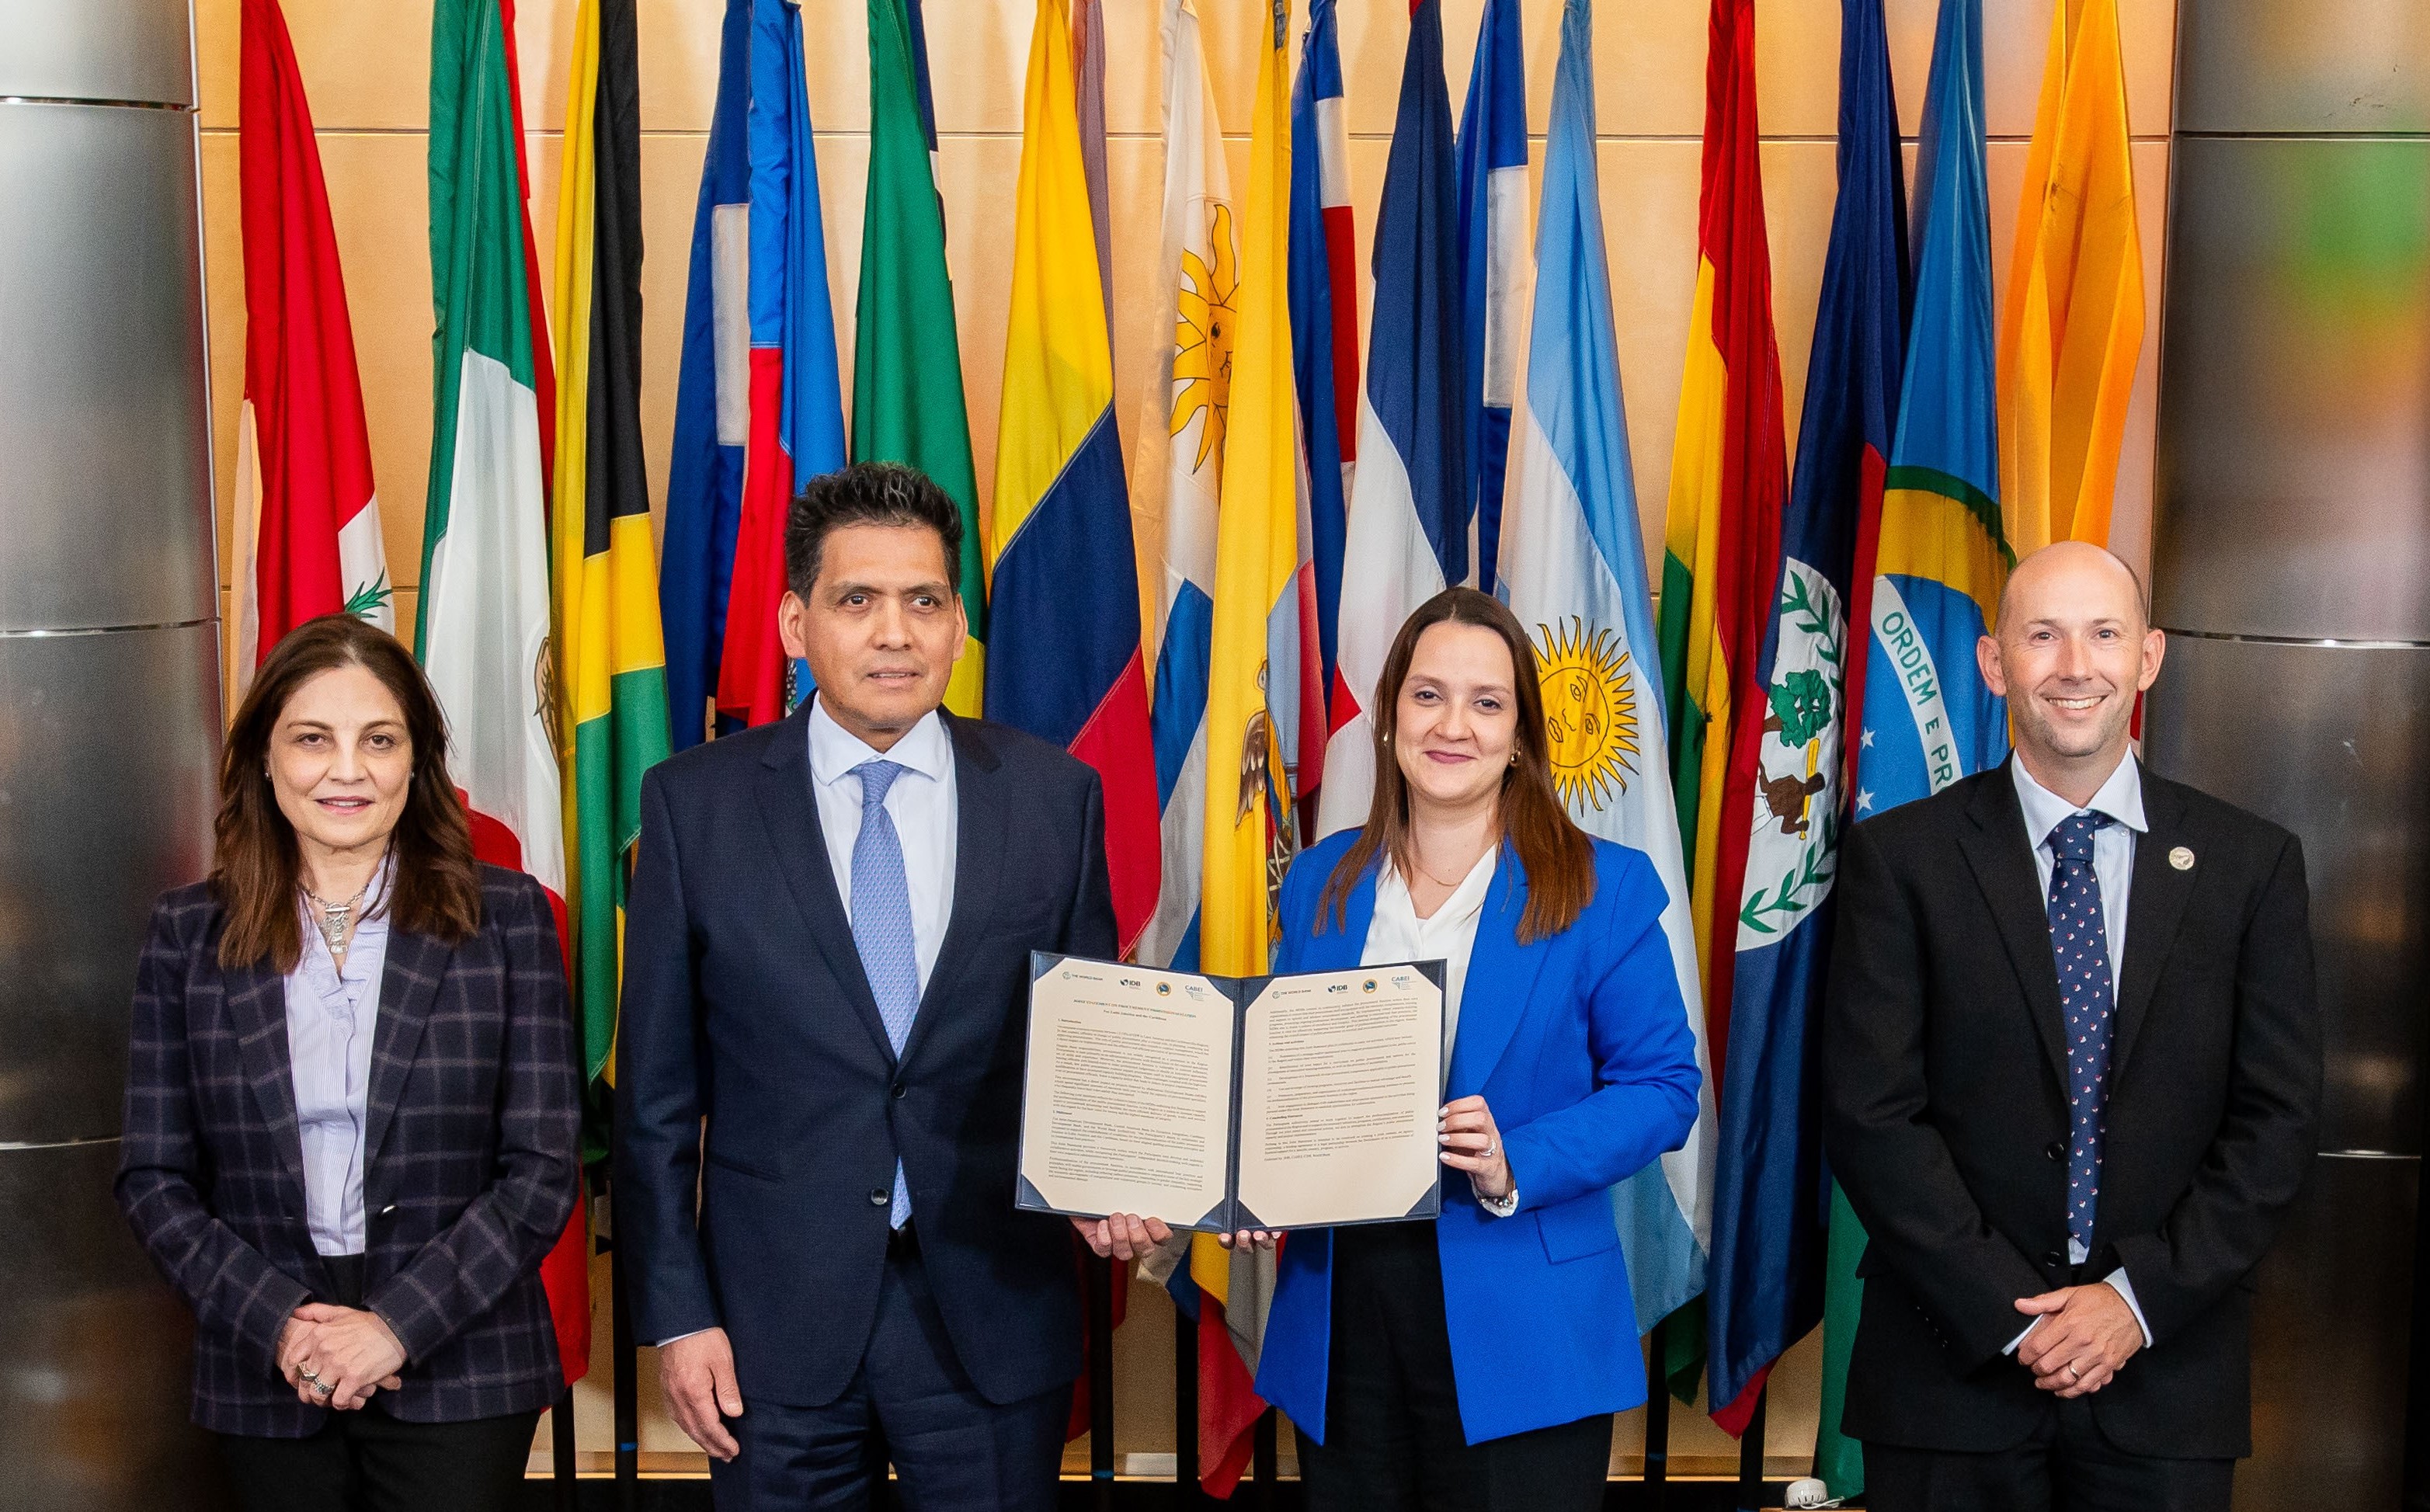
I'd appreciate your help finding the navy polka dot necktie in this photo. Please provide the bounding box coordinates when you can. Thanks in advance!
[2047,810,2115,1257]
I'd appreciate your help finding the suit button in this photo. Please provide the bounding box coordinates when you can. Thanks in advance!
[2042,1250,2065,1269]
[869,1188,891,1207]
[2045,1142,2065,1163]
[892,1083,908,1100]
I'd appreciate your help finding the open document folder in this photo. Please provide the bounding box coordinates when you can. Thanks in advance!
[1017,953,1448,1232]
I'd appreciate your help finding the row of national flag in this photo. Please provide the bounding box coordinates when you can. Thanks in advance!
[228,0,2147,1495]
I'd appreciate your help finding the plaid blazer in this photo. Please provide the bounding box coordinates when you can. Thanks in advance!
[116,864,581,1436]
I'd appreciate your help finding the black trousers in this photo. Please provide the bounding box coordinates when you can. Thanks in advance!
[709,1225,1072,1512]
[1294,1222,1613,1512]
[217,1252,542,1512]
[1866,1398,2234,1512]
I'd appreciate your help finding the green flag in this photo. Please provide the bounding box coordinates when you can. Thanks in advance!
[855,0,985,715]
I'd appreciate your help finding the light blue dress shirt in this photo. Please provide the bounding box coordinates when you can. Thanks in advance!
[286,861,391,1258]
[2006,754,2154,1350]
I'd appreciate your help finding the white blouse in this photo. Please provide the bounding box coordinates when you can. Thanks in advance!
[1361,846,1519,1217]
[1361,846,1497,1073]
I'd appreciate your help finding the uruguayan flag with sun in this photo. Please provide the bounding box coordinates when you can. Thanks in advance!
[1497,0,1713,1337]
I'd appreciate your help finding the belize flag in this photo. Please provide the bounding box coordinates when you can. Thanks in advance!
[1135,0,1234,973]
[1315,0,1469,840]
[1290,0,1358,814]
[659,0,847,749]
[1498,0,1714,1341]
[1455,0,1529,595]
[1702,0,1910,1442]
[987,0,1160,953]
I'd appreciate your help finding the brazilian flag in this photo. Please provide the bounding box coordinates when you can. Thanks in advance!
[550,0,668,1117]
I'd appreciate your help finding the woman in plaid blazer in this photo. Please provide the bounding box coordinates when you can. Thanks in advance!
[116,616,582,1512]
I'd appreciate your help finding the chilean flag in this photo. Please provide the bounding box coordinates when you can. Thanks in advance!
[661,0,846,749]
[1314,0,1469,841]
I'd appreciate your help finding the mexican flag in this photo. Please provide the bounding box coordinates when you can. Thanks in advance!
[421,0,587,1387]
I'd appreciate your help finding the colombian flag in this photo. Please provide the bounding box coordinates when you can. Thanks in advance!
[1997,0,2143,553]
[549,0,668,1104]
[986,0,1159,953]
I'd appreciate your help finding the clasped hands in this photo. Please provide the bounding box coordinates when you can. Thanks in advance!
[2012,1281,2143,1398]
[1070,1095,1516,1261]
[277,1304,406,1411]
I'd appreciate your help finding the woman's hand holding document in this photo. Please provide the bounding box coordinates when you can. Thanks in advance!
[1017,954,1447,1232]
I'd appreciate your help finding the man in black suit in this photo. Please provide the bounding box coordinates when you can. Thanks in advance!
[1823,541,2320,1510]
[616,463,1118,1510]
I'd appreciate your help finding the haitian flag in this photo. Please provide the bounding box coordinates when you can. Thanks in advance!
[1498,0,1713,1341]
[986,0,1159,953]
[659,0,846,748]
[1454,0,1528,594]
[1702,0,1910,1444]
[1290,0,1357,812]
[1314,0,1469,840]
[231,0,391,689]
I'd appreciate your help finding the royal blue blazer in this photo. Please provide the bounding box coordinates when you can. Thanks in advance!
[1253,829,1702,1445]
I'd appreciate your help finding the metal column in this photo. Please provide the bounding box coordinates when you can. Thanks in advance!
[2143,2,2428,1507]
[0,0,224,1507]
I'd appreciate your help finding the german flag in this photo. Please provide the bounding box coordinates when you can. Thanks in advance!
[550,0,668,1105]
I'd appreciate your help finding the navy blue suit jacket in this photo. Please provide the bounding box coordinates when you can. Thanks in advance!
[1254,832,1702,1444]
[116,866,582,1435]
[615,707,1117,1407]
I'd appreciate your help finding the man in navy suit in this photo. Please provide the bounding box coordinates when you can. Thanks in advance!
[616,462,1118,1510]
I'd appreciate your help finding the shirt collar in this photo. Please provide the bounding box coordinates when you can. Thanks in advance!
[807,695,953,789]
[2010,751,2147,855]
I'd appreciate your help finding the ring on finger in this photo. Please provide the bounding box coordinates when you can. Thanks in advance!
[2063,1364,2080,1382]
[310,1379,335,1398]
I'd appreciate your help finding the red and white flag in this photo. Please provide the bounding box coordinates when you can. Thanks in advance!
[231,0,390,688]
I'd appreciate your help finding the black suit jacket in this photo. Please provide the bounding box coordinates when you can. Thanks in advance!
[116,866,582,1435]
[1821,759,2319,1458]
[615,706,1117,1408]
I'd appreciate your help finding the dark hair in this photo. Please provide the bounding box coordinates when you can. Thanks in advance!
[213,615,481,971]
[1319,588,1596,946]
[784,462,966,601]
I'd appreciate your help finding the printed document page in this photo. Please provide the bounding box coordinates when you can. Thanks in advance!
[1232,964,1444,1229]
[1017,957,1235,1228]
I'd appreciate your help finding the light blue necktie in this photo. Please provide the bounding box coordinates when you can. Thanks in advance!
[849,759,920,1229]
[2047,811,2115,1258]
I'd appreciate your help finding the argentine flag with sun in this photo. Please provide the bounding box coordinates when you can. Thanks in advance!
[1497,0,1713,1336]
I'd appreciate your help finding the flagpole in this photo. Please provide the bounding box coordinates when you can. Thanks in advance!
[1173,1298,1200,1502]
[1644,1316,1670,1505]
[1089,1258,1115,1508]
[613,1250,638,1508]
[551,1382,576,1507]
[1736,1385,1767,1510]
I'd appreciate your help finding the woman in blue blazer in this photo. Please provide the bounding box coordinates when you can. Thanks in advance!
[1257,588,1700,1510]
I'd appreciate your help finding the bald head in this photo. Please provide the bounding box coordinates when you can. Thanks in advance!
[1994,541,2150,639]
[1978,541,2166,805]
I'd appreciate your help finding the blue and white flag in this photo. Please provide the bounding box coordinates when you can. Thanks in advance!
[1498,0,1713,1334]
[1455,0,1529,594]
[1315,0,1469,839]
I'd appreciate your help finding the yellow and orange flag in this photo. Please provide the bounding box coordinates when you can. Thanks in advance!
[1997,0,2143,552]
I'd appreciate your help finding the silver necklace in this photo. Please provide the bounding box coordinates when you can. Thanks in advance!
[300,878,372,955]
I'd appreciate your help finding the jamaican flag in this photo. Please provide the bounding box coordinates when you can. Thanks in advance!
[550,0,668,1102]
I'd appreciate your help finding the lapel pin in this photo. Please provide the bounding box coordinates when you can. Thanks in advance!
[2169,846,2195,871]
